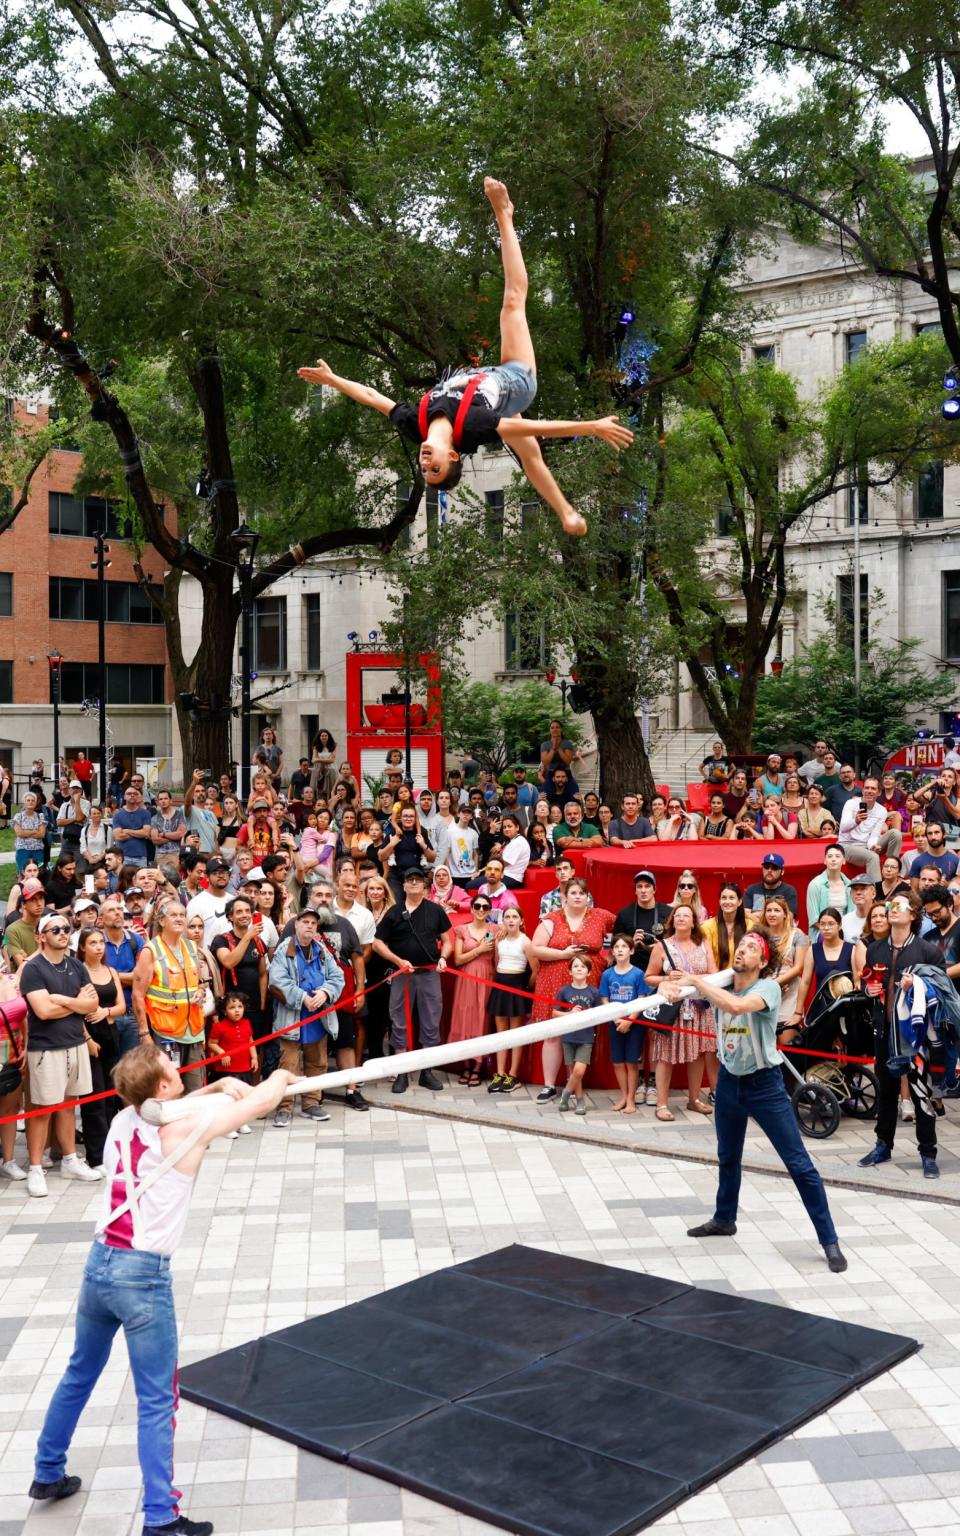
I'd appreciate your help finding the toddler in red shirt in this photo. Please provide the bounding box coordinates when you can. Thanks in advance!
[209,990,258,1138]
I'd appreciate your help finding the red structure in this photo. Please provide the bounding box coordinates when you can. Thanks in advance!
[345,648,445,789]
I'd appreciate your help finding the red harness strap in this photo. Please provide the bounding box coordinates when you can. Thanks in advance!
[417,373,487,449]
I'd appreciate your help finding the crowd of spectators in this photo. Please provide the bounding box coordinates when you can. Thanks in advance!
[1,725,957,1195]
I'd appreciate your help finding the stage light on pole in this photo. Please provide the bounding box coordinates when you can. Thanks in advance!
[944,396,960,420]
[619,307,636,326]
[945,371,959,392]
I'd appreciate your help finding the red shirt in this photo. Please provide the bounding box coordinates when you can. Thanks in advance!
[208,1017,256,1073]
[73,758,94,785]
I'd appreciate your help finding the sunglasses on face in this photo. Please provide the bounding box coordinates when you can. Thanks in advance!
[473,903,491,912]
[678,882,696,889]
[44,924,70,936]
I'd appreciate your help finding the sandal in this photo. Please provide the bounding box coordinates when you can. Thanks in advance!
[458,1070,471,1085]
[686,1099,713,1115]
[655,1106,675,1122]
[467,1071,482,1088]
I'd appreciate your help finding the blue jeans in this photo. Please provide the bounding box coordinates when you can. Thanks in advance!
[115,1012,139,1057]
[713,1065,837,1246]
[15,847,44,873]
[35,1243,181,1527]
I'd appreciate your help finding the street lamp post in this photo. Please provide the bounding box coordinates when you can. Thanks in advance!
[544,667,580,722]
[47,650,63,785]
[229,522,260,804]
[91,533,111,802]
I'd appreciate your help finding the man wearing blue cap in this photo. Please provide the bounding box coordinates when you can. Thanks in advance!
[744,853,798,917]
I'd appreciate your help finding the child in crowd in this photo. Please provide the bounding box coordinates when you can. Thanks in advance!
[208,989,258,1138]
[599,934,651,1114]
[555,954,602,1116]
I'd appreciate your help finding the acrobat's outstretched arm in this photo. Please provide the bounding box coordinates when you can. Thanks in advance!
[297,359,396,417]
[498,415,633,451]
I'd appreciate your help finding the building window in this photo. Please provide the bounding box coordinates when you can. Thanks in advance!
[49,577,162,622]
[484,489,505,541]
[425,486,440,550]
[753,344,775,365]
[917,320,943,336]
[48,493,121,537]
[55,663,165,705]
[504,607,547,671]
[917,462,944,521]
[845,331,867,365]
[0,574,11,617]
[944,572,960,659]
[305,594,322,671]
[846,468,868,526]
[837,573,869,652]
[252,596,287,671]
[520,500,540,534]
[0,662,11,703]
[394,481,412,552]
[716,498,736,537]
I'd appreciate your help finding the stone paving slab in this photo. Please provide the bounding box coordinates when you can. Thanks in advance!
[2,1100,960,1536]
[356,1072,960,1202]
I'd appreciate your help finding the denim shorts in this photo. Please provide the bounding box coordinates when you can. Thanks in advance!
[445,362,537,418]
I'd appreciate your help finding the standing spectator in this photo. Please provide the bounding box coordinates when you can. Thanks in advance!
[99,897,144,1058]
[211,898,268,1067]
[259,725,284,788]
[381,805,435,899]
[498,783,530,832]
[798,739,829,785]
[700,740,731,784]
[267,909,344,1121]
[288,757,312,800]
[74,927,125,1168]
[509,763,538,811]
[806,843,854,927]
[361,875,394,1058]
[371,867,452,1093]
[111,786,154,868]
[555,956,602,1116]
[859,892,944,1178]
[539,720,579,798]
[4,881,47,969]
[57,779,90,855]
[744,852,798,917]
[838,776,903,881]
[13,790,46,874]
[842,875,880,942]
[645,904,716,1120]
[238,797,279,862]
[79,804,111,871]
[761,895,809,1045]
[530,878,614,1101]
[451,896,498,1085]
[150,789,186,875]
[207,990,258,1137]
[184,857,232,947]
[44,854,81,914]
[310,728,338,798]
[21,911,104,1196]
[600,933,651,1114]
[131,897,207,1092]
[487,905,537,1092]
[183,772,219,853]
[6,858,42,918]
[0,963,27,1181]
[813,749,841,798]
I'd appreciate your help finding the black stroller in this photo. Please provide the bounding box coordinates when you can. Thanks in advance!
[784,972,878,1138]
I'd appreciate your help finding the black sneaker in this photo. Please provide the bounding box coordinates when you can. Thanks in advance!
[536,1085,557,1103]
[344,1090,369,1112]
[143,1517,215,1536]
[499,1076,520,1092]
[487,1074,504,1094]
[29,1475,81,1502]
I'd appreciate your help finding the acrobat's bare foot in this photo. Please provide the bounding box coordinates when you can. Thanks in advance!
[484,177,514,220]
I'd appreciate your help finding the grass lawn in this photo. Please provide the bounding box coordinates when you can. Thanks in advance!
[0,863,16,902]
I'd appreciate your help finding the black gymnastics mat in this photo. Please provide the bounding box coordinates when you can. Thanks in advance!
[180,1244,918,1536]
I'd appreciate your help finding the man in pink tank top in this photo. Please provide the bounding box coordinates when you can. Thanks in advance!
[30,1044,303,1536]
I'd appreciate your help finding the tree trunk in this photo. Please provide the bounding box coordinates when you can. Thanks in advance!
[594,703,656,805]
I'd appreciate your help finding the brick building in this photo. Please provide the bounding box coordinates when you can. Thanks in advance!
[0,400,174,789]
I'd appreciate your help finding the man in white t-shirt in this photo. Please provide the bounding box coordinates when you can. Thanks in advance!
[841,875,877,942]
[185,858,232,946]
[838,775,902,882]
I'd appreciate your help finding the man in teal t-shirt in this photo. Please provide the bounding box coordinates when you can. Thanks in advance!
[658,929,847,1274]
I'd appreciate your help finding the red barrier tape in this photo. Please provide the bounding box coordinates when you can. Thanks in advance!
[0,960,884,1127]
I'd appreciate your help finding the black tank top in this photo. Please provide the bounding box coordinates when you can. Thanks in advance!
[92,973,119,1009]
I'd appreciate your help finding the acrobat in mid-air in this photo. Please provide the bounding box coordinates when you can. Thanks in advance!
[298,177,633,536]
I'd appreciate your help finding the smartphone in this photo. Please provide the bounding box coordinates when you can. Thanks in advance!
[84,875,95,895]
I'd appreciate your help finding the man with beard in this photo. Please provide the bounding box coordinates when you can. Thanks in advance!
[614,871,671,974]
[211,896,269,1066]
[910,821,960,885]
[185,856,232,946]
[281,880,368,1110]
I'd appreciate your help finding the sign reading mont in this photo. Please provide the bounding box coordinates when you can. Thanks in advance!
[883,740,944,775]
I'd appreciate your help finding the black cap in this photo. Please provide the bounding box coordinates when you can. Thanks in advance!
[634,870,656,886]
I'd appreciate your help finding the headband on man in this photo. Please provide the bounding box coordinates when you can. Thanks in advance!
[748,933,770,964]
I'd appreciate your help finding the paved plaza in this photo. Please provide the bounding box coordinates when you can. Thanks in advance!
[2,1089,960,1536]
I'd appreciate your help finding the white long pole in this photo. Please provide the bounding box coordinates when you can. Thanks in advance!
[142,975,733,1124]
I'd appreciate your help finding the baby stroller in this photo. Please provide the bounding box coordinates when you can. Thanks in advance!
[784,971,878,1138]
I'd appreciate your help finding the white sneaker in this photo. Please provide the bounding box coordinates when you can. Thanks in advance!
[1,1159,27,1181]
[60,1158,104,1182]
[900,1101,915,1123]
[237,1123,252,1135]
[226,1130,239,1140]
[645,1086,657,1106]
[26,1166,48,1198]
